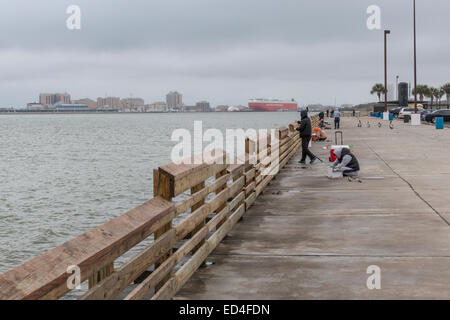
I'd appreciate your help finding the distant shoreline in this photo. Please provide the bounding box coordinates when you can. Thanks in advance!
[0,111,165,115]
[0,110,292,115]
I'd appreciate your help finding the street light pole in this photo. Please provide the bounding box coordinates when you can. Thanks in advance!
[396,75,399,100]
[384,30,390,112]
[413,0,418,113]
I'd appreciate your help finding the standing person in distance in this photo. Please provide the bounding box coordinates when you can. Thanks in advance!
[296,110,319,165]
[333,108,341,129]
[318,111,325,128]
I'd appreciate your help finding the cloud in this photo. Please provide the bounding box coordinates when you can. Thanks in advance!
[1,0,449,107]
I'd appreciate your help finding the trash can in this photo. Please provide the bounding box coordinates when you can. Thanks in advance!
[380,113,384,119]
[389,114,394,121]
[404,115,410,123]
[376,112,380,118]
[436,117,444,129]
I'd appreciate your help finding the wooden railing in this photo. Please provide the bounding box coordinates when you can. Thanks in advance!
[0,117,317,300]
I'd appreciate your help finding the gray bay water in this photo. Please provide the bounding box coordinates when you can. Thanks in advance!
[0,112,300,274]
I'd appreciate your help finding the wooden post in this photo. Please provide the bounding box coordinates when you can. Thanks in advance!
[215,169,228,228]
[190,181,206,255]
[153,169,173,290]
[245,137,256,166]
[88,262,114,289]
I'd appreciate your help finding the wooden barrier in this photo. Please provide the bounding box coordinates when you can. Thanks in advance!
[0,117,317,300]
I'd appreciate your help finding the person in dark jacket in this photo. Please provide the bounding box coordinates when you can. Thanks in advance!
[296,110,319,165]
[318,111,325,128]
[331,147,360,176]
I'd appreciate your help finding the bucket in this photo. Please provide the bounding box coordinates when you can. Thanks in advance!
[436,117,444,130]
[411,113,421,126]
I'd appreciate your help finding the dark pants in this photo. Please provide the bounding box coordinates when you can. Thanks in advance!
[334,117,340,129]
[342,168,359,177]
[301,136,316,161]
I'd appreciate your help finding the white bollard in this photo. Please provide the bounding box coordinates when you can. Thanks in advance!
[411,114,421,126]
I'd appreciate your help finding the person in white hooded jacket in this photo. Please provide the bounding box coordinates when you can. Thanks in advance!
[331,147,360,177]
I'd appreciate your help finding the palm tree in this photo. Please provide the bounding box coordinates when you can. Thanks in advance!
[435,88,445,109]
[412,85,429,103]
[370,84,385,102]
[426,87,437,108]
[442,83,450,108]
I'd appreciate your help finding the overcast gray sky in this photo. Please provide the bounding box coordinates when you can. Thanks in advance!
[0,0,449,108]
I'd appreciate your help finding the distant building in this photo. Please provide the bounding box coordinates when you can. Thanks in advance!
[27,103,46,110]
[39,93,71,106]
[54,104,89,111]
[97,97,122,109]
[39,94,53,105]
[195,101,211,112]
[75,98,97,109]
[146,102,168,112]
[215,105,230,112]
[166,91,183,110]
[306,104,325,111]
[121,98,145,111]
[183,105,197,112]
[55,93,71,104]
[184,101,211,112]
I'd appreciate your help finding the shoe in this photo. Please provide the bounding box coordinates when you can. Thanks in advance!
[298,160,306,165]
[310,157,319,165]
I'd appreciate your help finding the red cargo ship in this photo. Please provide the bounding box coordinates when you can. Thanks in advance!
[248,98,298,112]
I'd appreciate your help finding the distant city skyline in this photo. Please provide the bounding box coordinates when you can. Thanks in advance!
[1,1,450,108]
[24,90,243,110]
[28,90,354,111]
[25,90,242,112]
[22,89,358,111]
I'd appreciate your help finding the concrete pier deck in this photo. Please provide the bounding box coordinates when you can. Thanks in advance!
[176,117,450,299]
